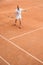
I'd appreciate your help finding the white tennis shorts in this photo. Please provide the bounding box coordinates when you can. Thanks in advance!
[16,15,22,19]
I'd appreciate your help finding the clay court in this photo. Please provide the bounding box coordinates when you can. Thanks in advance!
[0,0,43,65]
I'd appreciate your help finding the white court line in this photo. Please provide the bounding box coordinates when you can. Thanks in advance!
[0,56,10,65]
[0,34,43,64]
[9,27,43,40]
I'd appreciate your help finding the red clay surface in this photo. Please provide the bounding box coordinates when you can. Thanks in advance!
[0,0,43,65]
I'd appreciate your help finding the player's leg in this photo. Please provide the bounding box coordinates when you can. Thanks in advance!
[19,19,21,25]
[19,19,22,29]
[14,19,17,26]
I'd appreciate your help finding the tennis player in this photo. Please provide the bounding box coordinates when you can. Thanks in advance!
[14,5,26,29]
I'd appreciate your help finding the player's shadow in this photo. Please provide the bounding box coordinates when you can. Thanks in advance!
[12,24,22,29]
[11,24,18,29]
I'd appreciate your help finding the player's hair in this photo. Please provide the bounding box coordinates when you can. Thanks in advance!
[17,5,19,10]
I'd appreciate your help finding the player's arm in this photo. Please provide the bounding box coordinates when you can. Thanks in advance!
[22,9,29,12]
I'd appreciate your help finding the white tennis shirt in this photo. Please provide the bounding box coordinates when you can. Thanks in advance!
[16,8,23,19]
